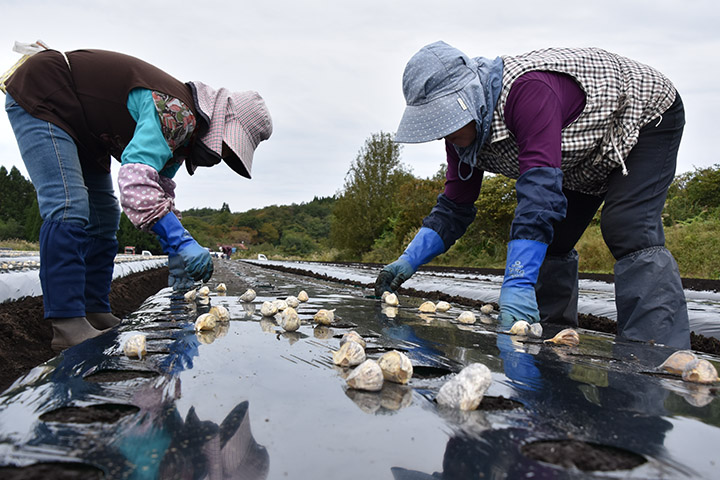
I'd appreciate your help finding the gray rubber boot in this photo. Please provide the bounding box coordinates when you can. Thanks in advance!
[50,317,105,353]
[614,246,690,349]
[535,249,579,326]
[86,312,122,329]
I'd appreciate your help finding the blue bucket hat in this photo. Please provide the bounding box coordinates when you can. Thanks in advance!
[395,41,503,153]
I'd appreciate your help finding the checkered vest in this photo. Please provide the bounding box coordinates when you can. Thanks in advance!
[476,47,676,195]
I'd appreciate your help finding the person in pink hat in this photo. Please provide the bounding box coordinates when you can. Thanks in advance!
[4,47,273,351]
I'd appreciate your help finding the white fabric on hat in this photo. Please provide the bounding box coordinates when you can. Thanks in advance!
[190,81,273,178]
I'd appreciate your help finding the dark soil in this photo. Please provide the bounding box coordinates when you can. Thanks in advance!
[39,404,140,424]
[0,463,105,480]
[521,439,647,471]
[0,267,168,393]
[478,395,523,411]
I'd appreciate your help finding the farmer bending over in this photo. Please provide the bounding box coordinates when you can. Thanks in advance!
[3,45,273,351]
[375,41,689,349]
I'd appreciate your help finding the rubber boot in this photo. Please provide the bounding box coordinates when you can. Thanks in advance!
[87,312,122,329]
[84,236,119,326]
[614,246,690,349]
[50,317,105,352]
[535,249,579,326]
[39,220,89,319]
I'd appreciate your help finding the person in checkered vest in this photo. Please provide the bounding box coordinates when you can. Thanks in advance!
[4,48,272,351]
[375,41,689,349]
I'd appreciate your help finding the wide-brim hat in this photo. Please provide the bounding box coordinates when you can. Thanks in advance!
[395,41,478,144]
[190,81,273,178]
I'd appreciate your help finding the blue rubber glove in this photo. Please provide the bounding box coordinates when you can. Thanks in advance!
[498,239,547,327]
[374,227,445,296]
[152,212,213,282]
[168,254,195,291]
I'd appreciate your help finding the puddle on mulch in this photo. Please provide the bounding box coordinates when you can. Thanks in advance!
[521,439,647,471]
[39,404,139,424]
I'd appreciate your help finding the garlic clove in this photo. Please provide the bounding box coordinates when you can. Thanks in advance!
[436,363,493,411]
[314,308,336,325]
[544,328,580,346]
[123,334,147,359]
[377,350,413,384]
[346,359,384,392]
[457,311,476,324]
[332,340,366,367]
[659,350,697,375]
[239,288,257,302]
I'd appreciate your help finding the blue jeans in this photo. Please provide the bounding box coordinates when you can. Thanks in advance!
[6,94,121,317]
[5,94,120,238]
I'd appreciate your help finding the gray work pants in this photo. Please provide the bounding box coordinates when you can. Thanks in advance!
[535,94,690,349]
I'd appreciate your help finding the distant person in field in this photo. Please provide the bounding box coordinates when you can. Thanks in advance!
[375,41,689,349]
[3,44,273,351]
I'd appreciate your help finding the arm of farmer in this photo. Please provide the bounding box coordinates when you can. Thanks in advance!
[118,88,213,283]
[374,142,481,295]
[498,74,574,326]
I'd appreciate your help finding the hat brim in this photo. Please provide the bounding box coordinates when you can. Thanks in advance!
[222,127,254,179]
[395,91,475,144]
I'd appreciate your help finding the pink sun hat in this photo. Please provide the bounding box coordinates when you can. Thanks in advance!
[190,81,273,178]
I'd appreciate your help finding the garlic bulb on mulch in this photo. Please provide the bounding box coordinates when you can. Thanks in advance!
[239,289,256,302]
[544,328,580,346]
[332,340,366,367]
[377,350,413,384]
[457,311,476,325]
[123,334,147,359]
[280,307,301,332]
[346,359,384,392]
[436,363,492,411]
[314,309,336,325]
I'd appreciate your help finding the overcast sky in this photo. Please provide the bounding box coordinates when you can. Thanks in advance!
[0,0,718,212]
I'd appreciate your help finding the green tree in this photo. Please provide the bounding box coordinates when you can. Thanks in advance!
[330,132,412,258]
[116,213,163,253]
[280,230,315,255]
[664,164,720,225]
[23,197,42,241]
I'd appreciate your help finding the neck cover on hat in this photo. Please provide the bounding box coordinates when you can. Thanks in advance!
[454,54,504,179]
[396,42,503,180]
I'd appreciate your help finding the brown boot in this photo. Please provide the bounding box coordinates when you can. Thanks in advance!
[86,312,122,329]
[50,317,105,353]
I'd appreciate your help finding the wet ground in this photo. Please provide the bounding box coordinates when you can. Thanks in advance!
[0,259,719,479]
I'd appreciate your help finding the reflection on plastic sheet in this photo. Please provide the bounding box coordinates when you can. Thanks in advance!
[0,261,719,479]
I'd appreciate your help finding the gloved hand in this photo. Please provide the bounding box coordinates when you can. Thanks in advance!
[498,239,547,327]
[375,258,415,296]
[374,227,446,296]
[152,212,213,282]
[168,254,195,291]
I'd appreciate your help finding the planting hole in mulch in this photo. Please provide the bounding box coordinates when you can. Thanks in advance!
[83,369,158,383]
[412,365,453,379]
[477,395,523,411]
[0,462,105,480]
[521,439,646,471]
[39,404,139,424]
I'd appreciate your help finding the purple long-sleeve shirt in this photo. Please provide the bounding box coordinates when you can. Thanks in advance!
[443,71,586,204]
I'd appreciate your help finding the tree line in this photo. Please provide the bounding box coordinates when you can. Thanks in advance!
[2,136,720,277]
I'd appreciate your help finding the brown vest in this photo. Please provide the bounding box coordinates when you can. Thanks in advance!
[6,49,196,171]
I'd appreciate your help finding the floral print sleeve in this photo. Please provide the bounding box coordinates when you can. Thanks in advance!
[119,88,196,229]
